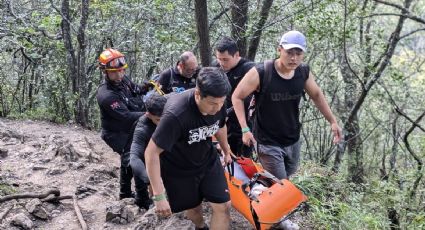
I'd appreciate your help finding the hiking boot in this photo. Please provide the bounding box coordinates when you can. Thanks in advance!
[135,196,153,210]
[135,183,152,210]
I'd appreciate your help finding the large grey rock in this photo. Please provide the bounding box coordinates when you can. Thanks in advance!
[105,200,139,225]
[10,213,33,229]
[25,198,49,220]
[121,205,139,222]
[105,202,121,222]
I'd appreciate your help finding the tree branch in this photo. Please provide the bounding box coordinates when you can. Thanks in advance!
[363,12,425,25]
[0,189,60,203]
[395,108,425,132]
[209,6,230,30]
[343,0,364,89]
[73,195,88,230]
[346,0,412,125]
[399,28,425,40]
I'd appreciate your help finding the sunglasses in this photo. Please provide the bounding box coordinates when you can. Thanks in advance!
[105,57,128,71]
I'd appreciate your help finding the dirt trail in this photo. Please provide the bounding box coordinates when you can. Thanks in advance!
[0,118,252,229]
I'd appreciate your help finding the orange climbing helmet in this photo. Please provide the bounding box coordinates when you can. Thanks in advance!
[98,48,128,71]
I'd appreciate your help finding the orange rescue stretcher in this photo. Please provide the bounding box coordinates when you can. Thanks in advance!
[224,157,308,230]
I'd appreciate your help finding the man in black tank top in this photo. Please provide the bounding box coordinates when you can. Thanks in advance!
[232,31,342,180]
[214,37,255,157]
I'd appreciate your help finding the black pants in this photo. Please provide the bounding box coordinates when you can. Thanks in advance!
[101,130,134,199]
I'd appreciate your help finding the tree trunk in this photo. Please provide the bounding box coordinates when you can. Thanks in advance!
[61,0,90,127]
[247,0,273,61]
[340,53,364,183]
[231,0,249,57]
[340,0,411,183]
[194,0,211,67]
[75,0,90,127]
[61,0,78,95]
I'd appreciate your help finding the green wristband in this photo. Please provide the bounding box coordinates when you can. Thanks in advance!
[152,193,167,202]
[241,127,250,133]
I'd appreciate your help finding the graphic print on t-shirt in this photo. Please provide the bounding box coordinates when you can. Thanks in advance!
[188,120,220,144]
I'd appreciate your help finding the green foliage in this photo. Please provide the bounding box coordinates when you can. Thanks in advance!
[294,163,425,229]
[0,182,17,196]
[8,107,66,123]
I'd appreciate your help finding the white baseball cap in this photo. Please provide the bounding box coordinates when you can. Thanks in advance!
[279,30,307,52]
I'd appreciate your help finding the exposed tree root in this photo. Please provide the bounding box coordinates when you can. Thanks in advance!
[73,195,87,230]
[0,189,60,203]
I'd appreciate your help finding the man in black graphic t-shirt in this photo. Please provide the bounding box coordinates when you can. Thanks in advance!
[157,51,199,94]
[214,37,255,157]
[232,31,342,180]
[145,67,233,230]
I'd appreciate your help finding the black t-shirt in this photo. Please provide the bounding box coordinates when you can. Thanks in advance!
[254,61,309,147]
[152,89,226,177]
[157,67,197,94]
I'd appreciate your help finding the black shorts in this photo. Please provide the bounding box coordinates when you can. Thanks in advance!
[162,157,230,213]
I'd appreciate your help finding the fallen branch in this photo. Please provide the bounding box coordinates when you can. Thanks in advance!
[0,189,60,203]
[73,195,87,230]
[41,195,73,203]
[0,205,13,223]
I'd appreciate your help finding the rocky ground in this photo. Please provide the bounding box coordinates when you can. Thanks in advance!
[0,118,255,229]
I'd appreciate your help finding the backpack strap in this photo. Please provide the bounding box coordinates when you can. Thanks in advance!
[167,67,174,92]
[299,63,310,101]
[257,60,274,106]
[250,60,274,136]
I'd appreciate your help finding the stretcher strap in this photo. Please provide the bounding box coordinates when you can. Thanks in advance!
[250,200,261,230]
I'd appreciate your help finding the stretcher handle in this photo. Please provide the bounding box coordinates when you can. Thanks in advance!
[226,160,235,179]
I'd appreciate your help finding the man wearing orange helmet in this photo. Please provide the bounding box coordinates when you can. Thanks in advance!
[96,48,148,200]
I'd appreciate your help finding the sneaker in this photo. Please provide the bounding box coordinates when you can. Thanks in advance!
[279,219,299,230]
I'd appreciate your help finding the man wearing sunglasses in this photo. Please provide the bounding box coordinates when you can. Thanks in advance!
[96,48,148,201]
[157,51,199,94]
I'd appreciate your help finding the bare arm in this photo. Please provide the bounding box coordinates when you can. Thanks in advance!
[145,139,171,216]
[304,72,342,143]
[232,67,260,129]
[231,67,260,146]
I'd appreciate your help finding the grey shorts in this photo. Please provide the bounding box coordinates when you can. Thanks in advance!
[258,140,301,180]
